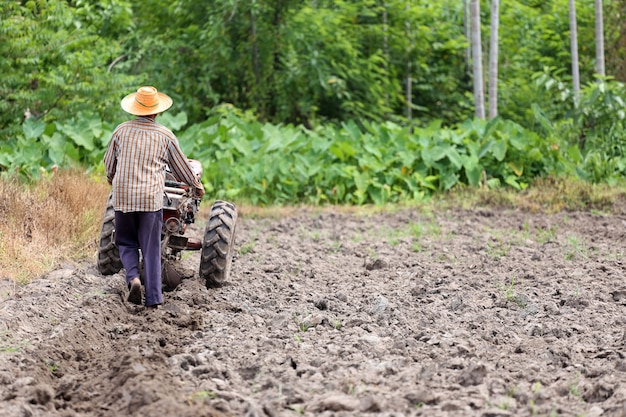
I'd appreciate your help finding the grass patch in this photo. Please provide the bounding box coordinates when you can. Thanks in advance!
[0,331,28,353]
[238,241,255,255]
[565,234,590,260]
[486,238,511,260]
[381,216,441,248]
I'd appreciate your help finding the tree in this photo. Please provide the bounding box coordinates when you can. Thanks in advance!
[0,1,135,136]
[488,0,500,119]
[470,0,485,119]
[405,0,413,121]
[463,0,471,79]
[595,0,605,76]
[569,0,581,105]
[0,0,610,137]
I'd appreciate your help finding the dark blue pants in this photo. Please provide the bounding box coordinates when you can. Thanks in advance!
[114,210,163,306]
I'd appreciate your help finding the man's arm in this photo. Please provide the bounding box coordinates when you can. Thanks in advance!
[103,135,118,184]
[167,139,205,197]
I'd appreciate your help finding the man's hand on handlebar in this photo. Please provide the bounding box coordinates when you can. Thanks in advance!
[194,185,205,199]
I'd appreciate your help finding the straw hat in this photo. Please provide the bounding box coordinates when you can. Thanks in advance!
[120,86,173,116]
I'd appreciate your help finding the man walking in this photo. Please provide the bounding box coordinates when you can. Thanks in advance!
[104,86,205,308]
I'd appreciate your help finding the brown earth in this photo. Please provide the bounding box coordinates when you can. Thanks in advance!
[2,204,626,417]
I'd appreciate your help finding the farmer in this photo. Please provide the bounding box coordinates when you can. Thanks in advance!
[103,86,205,308]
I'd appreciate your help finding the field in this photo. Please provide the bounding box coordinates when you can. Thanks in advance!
[2,203,626,416]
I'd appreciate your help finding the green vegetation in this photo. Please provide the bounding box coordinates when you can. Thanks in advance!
[535,226,559,244]
[0,112,574,204]
[565,234,590,260]
[188,390,217,404]
[4,100,626,206]
[238,241,255,256]
[47,361,60,375]
[487,237,511,260]
[498,276,527,307]
[568,374,583,400]
[0,331,28,353]
[1,0,626,207]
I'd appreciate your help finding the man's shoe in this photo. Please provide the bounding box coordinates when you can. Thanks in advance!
[127,278,142,305]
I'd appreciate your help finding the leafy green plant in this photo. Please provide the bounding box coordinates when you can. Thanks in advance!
[568,374,582,399]
[498,277,526,307]
[188,390,217,404]
[47,361,60,375]
[501,278,516,302]
[238,242,255,256]
[294,312,311,334]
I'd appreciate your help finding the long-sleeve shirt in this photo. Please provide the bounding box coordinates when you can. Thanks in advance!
[103,116,203,213]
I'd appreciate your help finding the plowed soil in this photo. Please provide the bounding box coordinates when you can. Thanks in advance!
[2,204,626,417]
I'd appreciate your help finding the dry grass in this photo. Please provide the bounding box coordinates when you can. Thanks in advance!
[3,171,626,283]
[0,170,110,283]
[433,176,626,214]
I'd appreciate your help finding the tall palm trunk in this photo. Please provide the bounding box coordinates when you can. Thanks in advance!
[488,0,499,119]
[471,0,485,119]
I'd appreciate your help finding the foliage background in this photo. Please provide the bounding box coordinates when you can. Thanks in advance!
[2,0,626,204]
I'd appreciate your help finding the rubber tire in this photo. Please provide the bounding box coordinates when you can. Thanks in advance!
[97,193,123,275]
[199,200,237,288]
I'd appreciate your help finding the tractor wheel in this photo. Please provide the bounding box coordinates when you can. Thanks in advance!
[199,200,237,288]
[97,193,123,275]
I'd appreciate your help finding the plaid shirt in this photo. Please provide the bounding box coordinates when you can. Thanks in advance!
[103,116,202,213]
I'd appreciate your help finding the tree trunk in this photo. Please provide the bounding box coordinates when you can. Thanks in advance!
[268,0,285,121]
[471,0,485,119]
[463,0,472,79]
[488,0,499,119]
[406,0,413,121]
[383,1,389,116]
[569,0,580,106]
[595,0,605,76]
[250,1,261,110]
